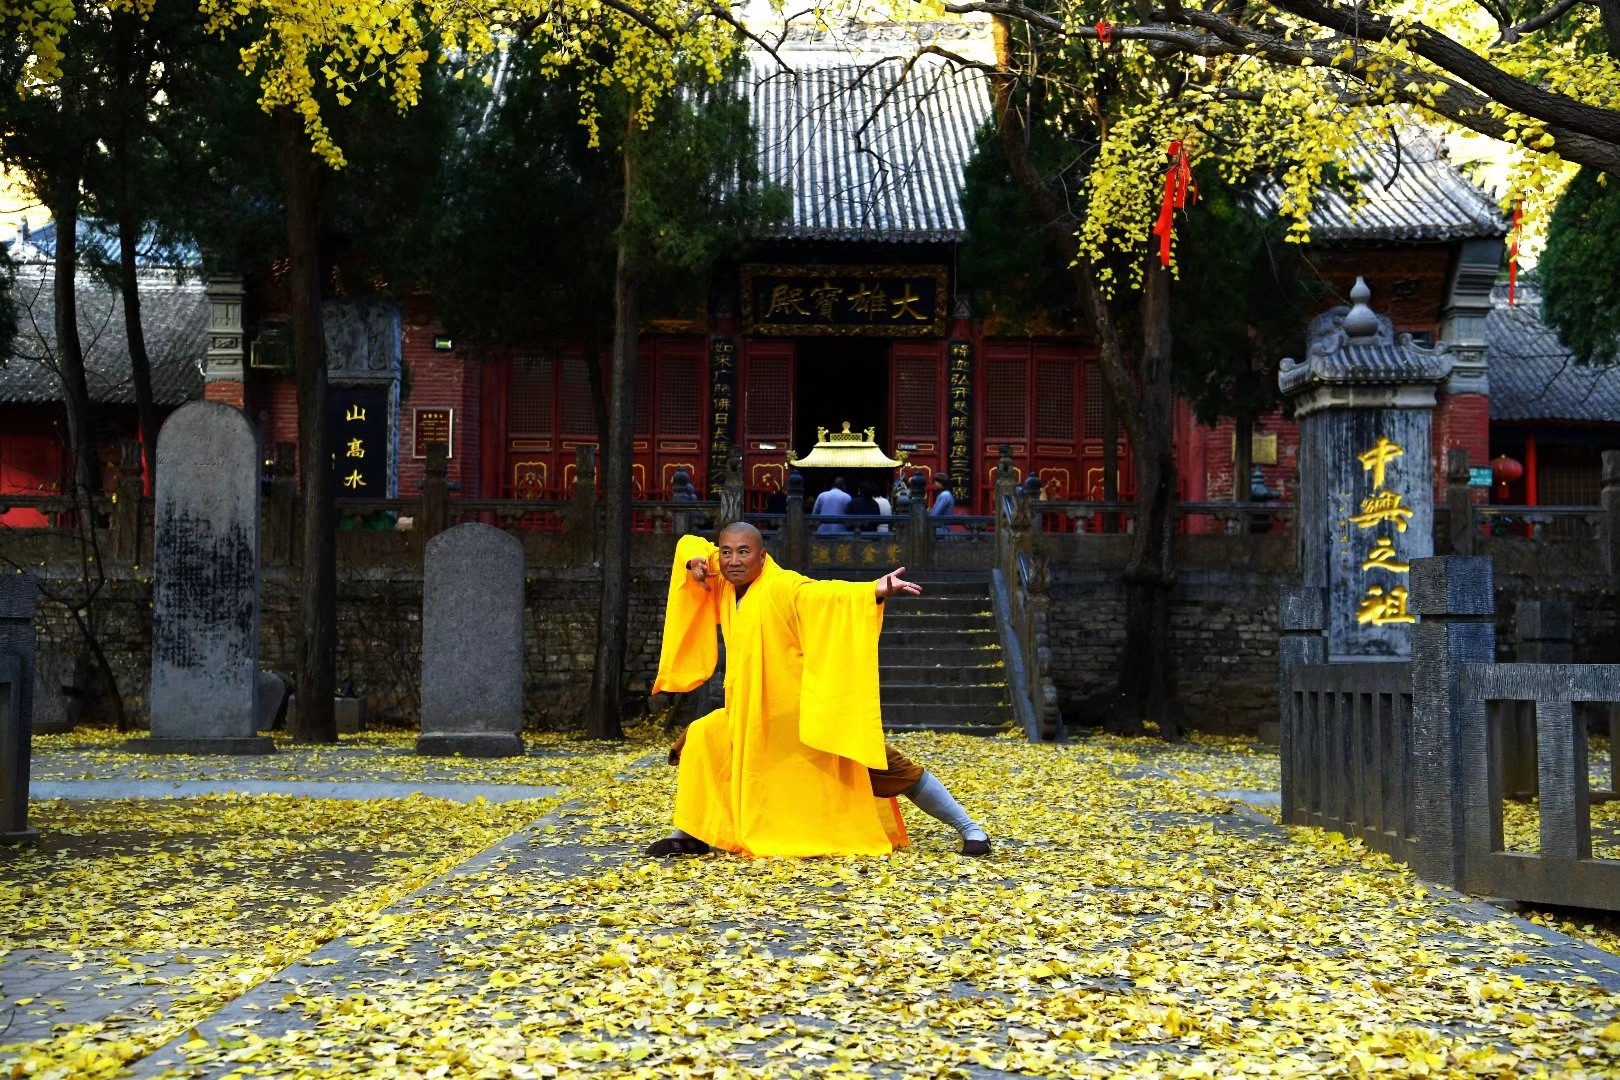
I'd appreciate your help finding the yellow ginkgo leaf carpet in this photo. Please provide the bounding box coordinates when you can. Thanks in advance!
[3,730,1618,1079]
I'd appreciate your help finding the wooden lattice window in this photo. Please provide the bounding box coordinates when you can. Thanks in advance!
[658,353,704,436]
[746,353,792,436]
[1083,363,1107,440]
[635,360,654,436]
[893,355,938,437]
[560,354,597,435]
[1036,358,1075,441]
[509,356,554,436]
[983,356,1027,441]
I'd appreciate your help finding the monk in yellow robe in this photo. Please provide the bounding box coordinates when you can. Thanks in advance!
[648,522,990,858]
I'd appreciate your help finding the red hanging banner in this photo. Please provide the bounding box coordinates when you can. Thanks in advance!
[1508,198,1523,305]
[1151,139,1197,268]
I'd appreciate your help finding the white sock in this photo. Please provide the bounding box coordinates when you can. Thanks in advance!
[904,772,988,842]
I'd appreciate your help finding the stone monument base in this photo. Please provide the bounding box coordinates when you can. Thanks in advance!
[1,826,40,845]
[126,736,276,755]
[416,733,524,758]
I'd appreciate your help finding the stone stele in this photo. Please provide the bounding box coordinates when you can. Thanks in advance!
[133,402,271,754]
[417,523,526,757]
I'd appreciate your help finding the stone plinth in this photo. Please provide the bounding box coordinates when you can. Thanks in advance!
[0,571,39,843]
[135,402,271,755]
[418,524,525,757]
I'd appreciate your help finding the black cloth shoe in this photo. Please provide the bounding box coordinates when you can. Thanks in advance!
[645,836,711,857]
[960,837,991,858]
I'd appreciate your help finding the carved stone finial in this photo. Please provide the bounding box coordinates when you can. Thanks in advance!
[1344,276,1379,338]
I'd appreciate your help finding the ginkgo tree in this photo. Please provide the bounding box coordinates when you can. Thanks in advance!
[5,0,761,742]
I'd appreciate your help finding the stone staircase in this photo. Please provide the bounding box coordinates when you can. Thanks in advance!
[820,570,1015,735]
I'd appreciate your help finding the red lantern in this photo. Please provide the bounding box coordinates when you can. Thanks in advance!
[1490,455,1523,484]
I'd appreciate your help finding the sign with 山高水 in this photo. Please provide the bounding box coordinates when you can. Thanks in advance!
[330,385,389,497]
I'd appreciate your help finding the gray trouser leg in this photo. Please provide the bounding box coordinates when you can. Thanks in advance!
[903,771,988,842]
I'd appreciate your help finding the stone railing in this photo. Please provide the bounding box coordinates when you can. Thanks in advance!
[989,455,1061,741]
[1033,499,1295,537]
[1437,447,1614,555]
[1281,557,1619,912]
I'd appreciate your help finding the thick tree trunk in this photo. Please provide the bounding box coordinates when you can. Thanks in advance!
[988,16,1180,738]
[282,114,337,744]
[1112,265,1180,739]
[586,122,638,741]
[48,174,99,509]
[113,156,159,488]
[111,15,159,487]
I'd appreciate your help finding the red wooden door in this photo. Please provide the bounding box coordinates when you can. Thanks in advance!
[643,338,706,497]
[977,342,1133,514]
[740,340,794,509]
[890,342,943,482]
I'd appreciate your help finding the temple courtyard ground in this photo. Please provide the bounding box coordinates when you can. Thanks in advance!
[1,728,1617,1079]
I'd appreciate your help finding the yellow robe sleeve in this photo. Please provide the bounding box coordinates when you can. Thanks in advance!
[652,535,720,694]
[792,579,888,771]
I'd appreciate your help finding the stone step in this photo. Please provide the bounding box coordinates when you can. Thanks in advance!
[881,702,1015,727]
[880,682,1010,706]
[882,722,1014,737]
[883,612,997,629]
[881,605,991,621]
[878,628,999,649]
[879,663,1006,685]
[879,646,1005,667]
[882,597,995,615]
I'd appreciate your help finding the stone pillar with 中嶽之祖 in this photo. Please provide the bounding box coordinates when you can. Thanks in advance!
[1279,277,1454,659]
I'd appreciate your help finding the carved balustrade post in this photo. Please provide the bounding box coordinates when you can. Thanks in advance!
[784,471,807,569]
[906,471,932,569]
[420,443,451,541]
[1445,449,1475,557]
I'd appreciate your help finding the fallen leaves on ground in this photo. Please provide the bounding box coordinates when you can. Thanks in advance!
[125,733,1619,1080]
[0,786,576,1079]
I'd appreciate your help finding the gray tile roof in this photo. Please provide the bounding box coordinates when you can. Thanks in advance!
[749,57,990,243]
[1487,283,1620,424]
[0,264,205,405]
[1252,126,1506,242]
[750,60,1505,245]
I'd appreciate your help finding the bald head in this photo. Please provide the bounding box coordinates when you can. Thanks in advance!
[716,522,767,587]
[718,521,764,548]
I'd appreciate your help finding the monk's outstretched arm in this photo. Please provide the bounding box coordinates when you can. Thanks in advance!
[652,535,721,694]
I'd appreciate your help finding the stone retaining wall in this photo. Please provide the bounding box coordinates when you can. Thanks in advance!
[29,567,673,730]
[21,538,1620,735]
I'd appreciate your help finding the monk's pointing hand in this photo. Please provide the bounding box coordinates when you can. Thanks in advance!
[875,567,923,600]
[686,557,712,591]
